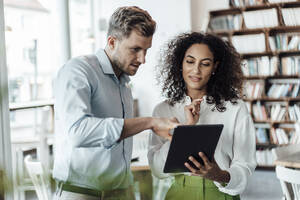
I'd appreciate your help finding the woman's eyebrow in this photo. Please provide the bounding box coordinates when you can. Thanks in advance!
[200,58,213,62]
[186,55,213,62]
[186,55,195,59]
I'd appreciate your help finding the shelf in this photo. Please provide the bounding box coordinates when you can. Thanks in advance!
[254,120,297,124]
[256,143,289,148]
[241,52,274,58]
[256,143,277,148]
[212,1,300,14]
[244,75,300,80]
[244,97,300,101]
[256,165,275,171]
[241,50,300,58]
[278,50,300,57]
[210,26,300,37]
[210,7,241,16]
[210,1,300,171]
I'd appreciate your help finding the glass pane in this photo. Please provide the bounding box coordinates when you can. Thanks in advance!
[4,1,57,199]
[4,1,57,103]
[69,0,95,57]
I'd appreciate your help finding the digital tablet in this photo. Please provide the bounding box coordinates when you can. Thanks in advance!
[163,124,223,173]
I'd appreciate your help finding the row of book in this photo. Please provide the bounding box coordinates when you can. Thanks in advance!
[280,56,300,75]
[244,81,264,98]
[282,7,300,26]
[253,102,287,121]
[256,125,300,145]
[269,34,300,51]
[242,57,278,76]
[267,83,300,98]
[271,127,300,144]
[209,15,242,31]
[232,33,266,53]
[244,82,300,98]
[242,56,300,77]
[243,8,278,29]
[256,149,274,166]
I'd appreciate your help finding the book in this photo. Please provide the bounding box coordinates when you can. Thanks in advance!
[243,8,278,29]
[256,128,269,143]
[232,33,265,53]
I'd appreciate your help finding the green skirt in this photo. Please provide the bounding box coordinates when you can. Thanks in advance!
[165,175,240,200]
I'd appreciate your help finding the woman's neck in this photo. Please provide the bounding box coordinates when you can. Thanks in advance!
[186,89,206,101]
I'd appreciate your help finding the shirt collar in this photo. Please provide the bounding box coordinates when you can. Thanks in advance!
[181,94,207,106]
[95,49,130,85]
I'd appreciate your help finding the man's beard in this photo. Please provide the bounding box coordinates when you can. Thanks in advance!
[111,55,125,76]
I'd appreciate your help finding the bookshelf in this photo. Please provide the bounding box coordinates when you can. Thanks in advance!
[208,0,300,169]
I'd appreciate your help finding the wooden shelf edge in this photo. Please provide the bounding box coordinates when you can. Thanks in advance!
[244,75,300,79]
[211,2,300,14]
[210,26,300,37]
[255,165,275,171]
[244,97,300,101]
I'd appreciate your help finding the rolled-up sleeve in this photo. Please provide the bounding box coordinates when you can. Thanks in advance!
[55,59,123,148]
[147,106,171,179]
[215,114,257,195]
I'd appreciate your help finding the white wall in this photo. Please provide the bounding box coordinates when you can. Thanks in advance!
[96,0,192,116]
[191,0,230,31]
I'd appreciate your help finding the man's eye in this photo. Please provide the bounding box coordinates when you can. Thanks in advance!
[132,48,140,52]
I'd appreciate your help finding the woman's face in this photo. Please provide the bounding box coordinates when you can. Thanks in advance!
[182,43,217,93]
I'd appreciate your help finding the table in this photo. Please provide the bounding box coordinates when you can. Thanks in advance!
[275,152,300,168]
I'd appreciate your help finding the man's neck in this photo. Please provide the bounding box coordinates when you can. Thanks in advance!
[104,48,122,79]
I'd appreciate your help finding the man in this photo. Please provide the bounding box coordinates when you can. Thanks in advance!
[52,6,178,200]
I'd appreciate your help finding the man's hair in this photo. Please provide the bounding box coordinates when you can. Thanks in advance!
[107,6,156,39]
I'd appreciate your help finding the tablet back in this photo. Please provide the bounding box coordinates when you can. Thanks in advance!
[163,124,223,173]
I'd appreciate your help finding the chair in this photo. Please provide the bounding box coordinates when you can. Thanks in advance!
[272,144,300,200]
[276,166,300,200]
[24,155,51,200]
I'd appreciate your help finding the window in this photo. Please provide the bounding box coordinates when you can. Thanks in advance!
[69,0,95,57]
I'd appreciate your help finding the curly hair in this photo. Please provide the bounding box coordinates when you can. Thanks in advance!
[157,32,244,112]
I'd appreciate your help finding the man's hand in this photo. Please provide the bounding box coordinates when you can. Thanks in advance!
[184,99,202,125]
[151,117,180,140]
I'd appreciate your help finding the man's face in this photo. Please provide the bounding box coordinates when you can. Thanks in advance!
[110,30,153,76]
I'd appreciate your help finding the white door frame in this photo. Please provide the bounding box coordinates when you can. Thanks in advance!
[0,0,14,199]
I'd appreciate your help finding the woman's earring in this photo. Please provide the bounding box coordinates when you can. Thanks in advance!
[212,72,215,75]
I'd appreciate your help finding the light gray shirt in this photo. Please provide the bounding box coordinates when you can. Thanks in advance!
[148,96,257,195]
[52,49,134,190]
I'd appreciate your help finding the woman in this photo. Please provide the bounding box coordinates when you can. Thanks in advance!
[147,32,256,200]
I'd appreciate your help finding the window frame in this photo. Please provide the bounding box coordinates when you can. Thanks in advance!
[0,0,14,199]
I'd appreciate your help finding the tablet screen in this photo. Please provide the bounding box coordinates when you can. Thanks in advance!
[163,124,223,173]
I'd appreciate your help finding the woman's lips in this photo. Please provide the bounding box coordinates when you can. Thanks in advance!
[189,75,201,82]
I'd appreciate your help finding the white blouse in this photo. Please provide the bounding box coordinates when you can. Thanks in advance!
[147,96,257,195]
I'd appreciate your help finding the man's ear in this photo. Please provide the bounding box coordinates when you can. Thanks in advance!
[107,35,117,50]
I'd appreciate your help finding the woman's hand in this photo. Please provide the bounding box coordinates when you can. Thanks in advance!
[184,152,230,183]
[184,99,202,125]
